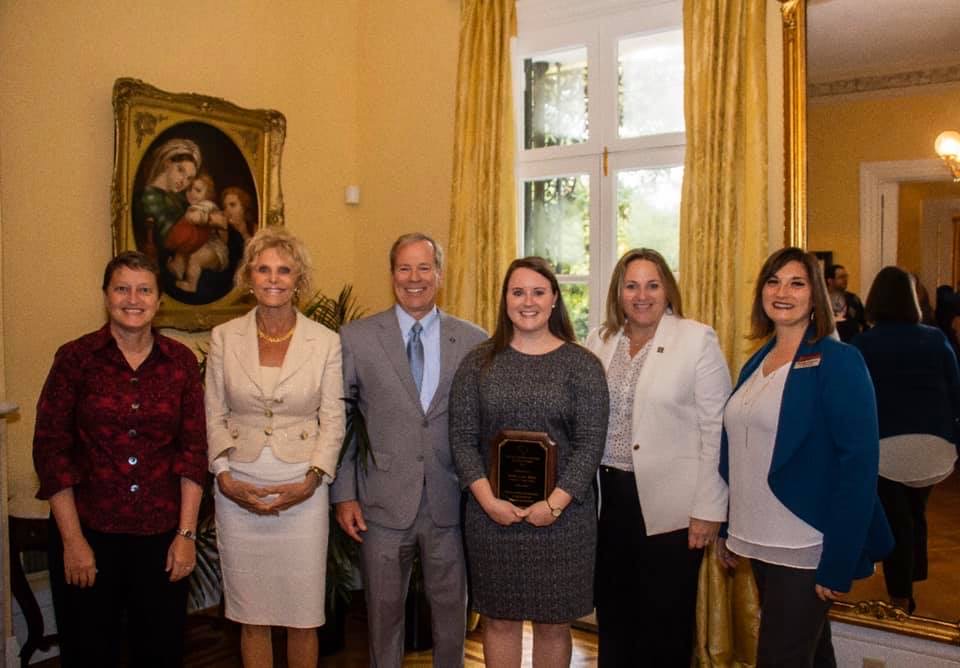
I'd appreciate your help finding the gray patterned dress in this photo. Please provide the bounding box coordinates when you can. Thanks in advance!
[449,342,609,622]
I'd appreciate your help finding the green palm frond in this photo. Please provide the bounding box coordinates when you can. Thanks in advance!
[301,284,365,333]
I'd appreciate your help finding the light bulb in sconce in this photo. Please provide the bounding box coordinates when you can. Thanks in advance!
[935,131,960,181]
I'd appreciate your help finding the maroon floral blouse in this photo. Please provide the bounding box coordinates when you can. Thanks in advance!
[33,325,207,534]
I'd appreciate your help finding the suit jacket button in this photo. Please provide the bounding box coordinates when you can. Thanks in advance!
[633,444,640,450]
[264,427,273,436]
[422,419,429,428]
[300,430,309,440]
[230,429,240,439]
[265,409,273,418]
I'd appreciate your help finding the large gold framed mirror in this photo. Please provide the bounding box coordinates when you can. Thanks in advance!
[781,0,960,643]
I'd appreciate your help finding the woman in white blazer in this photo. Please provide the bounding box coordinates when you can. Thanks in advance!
[206,228,344,668]
[585,248,731,667]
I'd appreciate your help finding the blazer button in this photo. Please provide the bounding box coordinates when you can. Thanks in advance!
[128,456,139,466]
[265,409,273,418]
[633,444,640,450]
[422,419,429,428]
[128,429,137,438]
[230,429,240,439]
[300,430,309,440]
[130,484,140,493]
[264,427,273,436]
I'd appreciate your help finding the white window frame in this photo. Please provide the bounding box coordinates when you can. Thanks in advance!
[514,0,684,334]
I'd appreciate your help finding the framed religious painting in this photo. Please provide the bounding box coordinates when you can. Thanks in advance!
[110,77,286,330]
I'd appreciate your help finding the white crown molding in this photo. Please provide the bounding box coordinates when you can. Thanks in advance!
[810,64,960,99]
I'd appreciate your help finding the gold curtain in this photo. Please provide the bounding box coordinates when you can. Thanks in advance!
[681,1,768,666]
[446,0,518,333]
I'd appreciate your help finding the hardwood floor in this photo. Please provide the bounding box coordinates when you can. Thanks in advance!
[845,470,960,619]
[34,602,600,667]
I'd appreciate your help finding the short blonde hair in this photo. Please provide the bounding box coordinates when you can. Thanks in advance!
[234,227,313,304]
[600,248,683,341]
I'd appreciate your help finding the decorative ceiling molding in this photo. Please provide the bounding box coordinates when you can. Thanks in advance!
[809,64,960,99]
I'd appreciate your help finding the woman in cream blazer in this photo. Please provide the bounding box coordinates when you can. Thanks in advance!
[206,228,344,667]
[585,248,731,667]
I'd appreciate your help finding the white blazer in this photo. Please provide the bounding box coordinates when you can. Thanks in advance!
[585,314,731,535]
[205,308,345,478]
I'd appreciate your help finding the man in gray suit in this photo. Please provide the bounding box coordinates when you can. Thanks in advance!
[331,233,487,668]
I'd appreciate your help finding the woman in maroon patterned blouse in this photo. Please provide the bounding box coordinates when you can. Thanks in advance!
[33,251,207,667]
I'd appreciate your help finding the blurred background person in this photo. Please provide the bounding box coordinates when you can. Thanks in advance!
[718,247,892,667]
[206,228,344,668]
[449,257,609,668]
[825,263,866,342]
[584,248,731,666]
[852,266,959,613]
[34,251,206,667]
[935,285,960,360]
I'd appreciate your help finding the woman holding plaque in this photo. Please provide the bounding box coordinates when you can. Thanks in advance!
[584,248,731,666]
[449,257,609,667]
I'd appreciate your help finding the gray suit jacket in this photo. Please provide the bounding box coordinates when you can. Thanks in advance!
[330,307,487,530]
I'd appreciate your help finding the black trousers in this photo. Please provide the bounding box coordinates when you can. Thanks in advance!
[751,560,836,668]
[48,521,188,668]
[877,477,931,600]
[595,466,703,668]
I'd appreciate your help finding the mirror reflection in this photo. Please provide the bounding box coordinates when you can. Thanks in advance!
[805,0,960,622]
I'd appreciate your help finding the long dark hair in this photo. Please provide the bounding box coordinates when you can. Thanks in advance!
[865,266,920,325]
[484,257,576,365]
[749,247,834,341]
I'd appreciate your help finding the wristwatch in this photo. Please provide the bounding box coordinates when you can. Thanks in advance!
[545,499,563,518]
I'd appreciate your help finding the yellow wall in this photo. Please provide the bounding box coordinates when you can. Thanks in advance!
[807,86,960,293]
[354,0,461,309]
[0,0,460,510]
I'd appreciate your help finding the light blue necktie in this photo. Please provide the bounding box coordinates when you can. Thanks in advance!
[407,322,424,393]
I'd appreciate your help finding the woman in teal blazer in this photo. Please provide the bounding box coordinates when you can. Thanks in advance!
[718,247,892,667]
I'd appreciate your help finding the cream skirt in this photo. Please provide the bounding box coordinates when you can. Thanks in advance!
[214,447,329,627]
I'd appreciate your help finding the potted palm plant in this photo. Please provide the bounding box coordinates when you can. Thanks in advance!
[301,285,371,655]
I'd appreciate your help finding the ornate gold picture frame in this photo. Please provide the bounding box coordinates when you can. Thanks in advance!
[111,77,285,330]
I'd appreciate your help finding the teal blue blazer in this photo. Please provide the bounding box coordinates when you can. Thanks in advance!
[720,333,893,592]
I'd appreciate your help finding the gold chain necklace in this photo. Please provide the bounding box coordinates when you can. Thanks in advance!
[257,322,295,343]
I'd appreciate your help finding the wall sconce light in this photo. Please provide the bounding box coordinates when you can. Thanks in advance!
[935,130,960,182]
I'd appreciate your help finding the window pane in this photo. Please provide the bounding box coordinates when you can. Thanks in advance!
[616,166,683,270]
[618,30,684,138]
[560,283,589,342]
[523,47,589,149]
[523,174,590,275]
